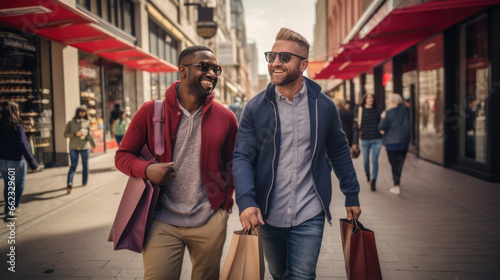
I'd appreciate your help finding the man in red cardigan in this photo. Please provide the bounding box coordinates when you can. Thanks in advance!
[115,46,238,280]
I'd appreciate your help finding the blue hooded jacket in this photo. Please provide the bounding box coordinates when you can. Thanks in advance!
[232,77,360,223]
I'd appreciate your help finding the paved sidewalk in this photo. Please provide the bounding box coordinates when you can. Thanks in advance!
[1,148,500,279]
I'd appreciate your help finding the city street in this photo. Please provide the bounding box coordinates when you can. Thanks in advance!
[1,148,500,280]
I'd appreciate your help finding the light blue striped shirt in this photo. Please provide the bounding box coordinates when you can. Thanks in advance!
[266,81,323,227]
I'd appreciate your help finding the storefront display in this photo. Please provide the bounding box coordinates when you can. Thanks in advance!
[0,30,54,168]
[79,50,132,153]
[78,51,105,154]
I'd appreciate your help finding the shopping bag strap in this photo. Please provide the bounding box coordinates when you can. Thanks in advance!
[242,225,259,236]
[153,100,165,156]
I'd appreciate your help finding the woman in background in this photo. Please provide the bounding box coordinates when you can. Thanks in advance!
[113,110,130,146]
[378,93,411,195]
[358,94,383,191]
[0,102,39,219]
[64,106,95,194]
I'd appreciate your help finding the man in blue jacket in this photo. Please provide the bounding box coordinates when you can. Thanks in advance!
[232,28,362,280]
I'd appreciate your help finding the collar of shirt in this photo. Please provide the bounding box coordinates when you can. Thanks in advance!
[176,97,203,117]
[275,80,307,105]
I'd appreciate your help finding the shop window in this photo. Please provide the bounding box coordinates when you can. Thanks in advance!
[382,60,393,98]
[78,51,104,154]
[123,66,137,116]
[459,15,489,164]
[364,69,375,96]
[344,79,351,101]
[0,31,54,168]
[103,60,123,149]
[417,34,444,164]
[401,48,418,146]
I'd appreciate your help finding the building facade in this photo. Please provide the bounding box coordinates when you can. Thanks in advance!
[312,0,500,181]
[0,0,251,169]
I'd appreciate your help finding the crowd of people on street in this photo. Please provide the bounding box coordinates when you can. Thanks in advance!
[1,27,411,279]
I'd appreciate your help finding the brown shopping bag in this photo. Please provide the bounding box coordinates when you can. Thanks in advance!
[340,218,383,280]
[220,226,265,280]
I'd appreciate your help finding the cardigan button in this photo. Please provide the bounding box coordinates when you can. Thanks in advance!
[177,111,181,115]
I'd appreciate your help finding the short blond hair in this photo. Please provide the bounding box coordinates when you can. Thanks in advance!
[275,28,310,54]
[388,93,403,105]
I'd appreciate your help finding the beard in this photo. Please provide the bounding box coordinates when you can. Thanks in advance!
[189,74,217,97]
[269,66,301,86]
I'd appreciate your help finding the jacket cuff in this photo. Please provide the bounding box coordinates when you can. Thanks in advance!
[222,196,234,213]
[237,196,259,215]
[135,160,154,179]
[345,195,360,207]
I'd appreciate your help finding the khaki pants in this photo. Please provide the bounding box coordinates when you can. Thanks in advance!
[143,209,229,280]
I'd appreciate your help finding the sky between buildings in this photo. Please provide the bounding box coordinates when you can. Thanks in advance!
[242,0,317,75]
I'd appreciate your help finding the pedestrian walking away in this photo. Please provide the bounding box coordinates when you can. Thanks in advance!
[63,106,96,194]
[0,102,39,219]
[109,103,121,138]
[113,110,130,146]
[115,45,238,280]
[379,93,411,195]
[232,27,361,280]
[358,93,383,191]
[333,97,358,148]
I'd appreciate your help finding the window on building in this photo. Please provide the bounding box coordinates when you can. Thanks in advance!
[149,19,179,100]
[459,14,489,164]
[77,0,135,36]
[123,0,134,35]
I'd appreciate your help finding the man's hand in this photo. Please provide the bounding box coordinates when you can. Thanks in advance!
[240,207,265,230]
[346,206,362,221]
[145,162,175,185]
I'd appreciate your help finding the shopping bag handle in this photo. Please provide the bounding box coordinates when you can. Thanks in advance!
[242,225,259,236]
[350,217,362,234]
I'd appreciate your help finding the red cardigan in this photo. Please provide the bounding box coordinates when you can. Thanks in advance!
[115,81,238,212]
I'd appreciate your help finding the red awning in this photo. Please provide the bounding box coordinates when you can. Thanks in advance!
[0,0,177,73]
[312,0,500,80]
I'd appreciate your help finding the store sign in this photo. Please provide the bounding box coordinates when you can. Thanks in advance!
[217,41,237,65]
[0,35,36,52]
[196,7,217,39]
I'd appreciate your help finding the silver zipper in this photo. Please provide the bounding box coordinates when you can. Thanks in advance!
[310,100,332,226]
[264,96,278,215]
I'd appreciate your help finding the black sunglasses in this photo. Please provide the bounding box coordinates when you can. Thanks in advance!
[181,61,222,76]
[264,51,307,63]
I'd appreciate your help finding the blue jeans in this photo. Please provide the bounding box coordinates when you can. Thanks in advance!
[67,149,90,186]
[0,159,27,214]
[360,138,382,180]
[115,135,124,146]
[260,212,325,280]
